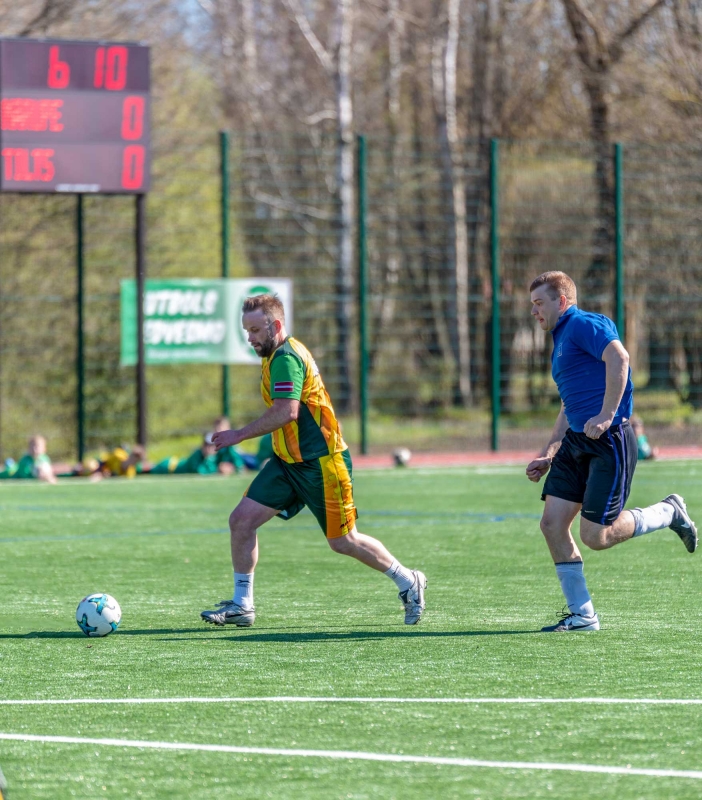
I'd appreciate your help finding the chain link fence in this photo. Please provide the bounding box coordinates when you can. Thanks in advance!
[1,132,700,462]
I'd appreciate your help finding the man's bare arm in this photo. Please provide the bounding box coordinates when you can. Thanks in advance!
[583,340,629,439]
[526,403,568,483]
[540,403,569,459]
[212,399,300,450]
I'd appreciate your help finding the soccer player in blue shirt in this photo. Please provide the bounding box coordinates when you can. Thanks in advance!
[526,271,697,632]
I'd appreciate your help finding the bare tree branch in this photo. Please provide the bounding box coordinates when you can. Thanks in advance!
[563,0,667,70]
[18,0,79,36]
[609,0,668,63]
[561,0,599,71]
[281,0,335,75]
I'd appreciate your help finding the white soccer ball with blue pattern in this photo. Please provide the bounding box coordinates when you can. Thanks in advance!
[76,593,121,637]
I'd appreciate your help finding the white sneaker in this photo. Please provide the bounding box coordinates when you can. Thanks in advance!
[541,611,599,632]
[663,494,698,553]
[399,570,426,625]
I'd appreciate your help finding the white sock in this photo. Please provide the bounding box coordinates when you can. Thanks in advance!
[555,561,595,617]
[630,501,675,537]
[233,572,254,610]
[384,559,414,593]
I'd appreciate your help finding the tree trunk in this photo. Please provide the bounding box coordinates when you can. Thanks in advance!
[411,38,454,407]
[432,0,471,405]
[584,74,614,313]
[369,0,404,372]
[334,0,354,412]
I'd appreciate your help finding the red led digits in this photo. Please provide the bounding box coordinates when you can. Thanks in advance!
[93,47,105,88]
[94,46,128,90]
[1,148,55,181]
[121,96,144,140]
[121,145,144,189]
[47,46,70,89]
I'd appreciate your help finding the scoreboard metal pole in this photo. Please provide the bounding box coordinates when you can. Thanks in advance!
[76,193,85,461]
[136,193,147,447]
[220,130,231,421]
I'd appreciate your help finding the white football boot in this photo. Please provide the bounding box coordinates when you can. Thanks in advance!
[541,611,600,632]
[399,570,426,625]
[201,600,255,627]
[662,494,698,553]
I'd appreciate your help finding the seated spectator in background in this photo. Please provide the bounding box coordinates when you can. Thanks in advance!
[254,431,273,469]
[0,435,57,484]
[212,416,246,474]
[149,434,219,475]
[212,416,272,472]
[93,444,146,479]
[632,415,659,461]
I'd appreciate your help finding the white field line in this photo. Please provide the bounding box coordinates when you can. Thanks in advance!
[0,732,700,780]
[2,696,702,706]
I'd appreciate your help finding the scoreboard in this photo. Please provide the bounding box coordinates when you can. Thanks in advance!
[0,38,150,193]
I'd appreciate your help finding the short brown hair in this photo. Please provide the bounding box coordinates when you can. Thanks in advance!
[241,294,286,324]
[529,271,577,304]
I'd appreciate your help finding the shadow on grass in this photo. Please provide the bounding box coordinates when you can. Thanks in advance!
[0,627,539,641]
[215,629,538,642]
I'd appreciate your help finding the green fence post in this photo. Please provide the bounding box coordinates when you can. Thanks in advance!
[357,134,369,455]
[220,130,231,420]
[490,138,501,452]
[76,194,85,461]
[614,142,625,339]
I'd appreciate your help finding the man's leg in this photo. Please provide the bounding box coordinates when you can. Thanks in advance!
[579,511,635,551]
[228,496,279,573]
[327,528,426,625]
[326,528,394,571]
[540,495,599,631]
[579,423,697,553]
[201,497,279,627]
[579,501,697,553]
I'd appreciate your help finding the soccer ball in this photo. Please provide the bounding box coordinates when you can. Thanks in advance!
[392,447,412,467]
[76,593,122,637]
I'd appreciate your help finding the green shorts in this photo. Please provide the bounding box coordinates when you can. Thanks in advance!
[245,450,358,538]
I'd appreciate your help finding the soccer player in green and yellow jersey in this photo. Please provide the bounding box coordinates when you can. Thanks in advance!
[201,294,426,627]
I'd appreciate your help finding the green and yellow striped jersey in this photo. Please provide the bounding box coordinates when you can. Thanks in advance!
[261,337,347,463]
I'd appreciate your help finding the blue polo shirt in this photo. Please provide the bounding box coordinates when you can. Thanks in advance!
[551,305,633,433]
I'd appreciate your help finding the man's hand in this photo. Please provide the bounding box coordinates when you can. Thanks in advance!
[212,429,244,451]
[582,413,613,440]
[526,457,552,483]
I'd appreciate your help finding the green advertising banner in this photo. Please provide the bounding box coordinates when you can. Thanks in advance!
[120,278,293,366]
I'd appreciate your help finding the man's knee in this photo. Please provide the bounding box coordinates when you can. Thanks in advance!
[580,521,608,551]
[540,514,563,538]
[229,505,256,537]
[327,532,355,555]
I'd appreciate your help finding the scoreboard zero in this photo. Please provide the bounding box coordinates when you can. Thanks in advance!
[0,38,150,194]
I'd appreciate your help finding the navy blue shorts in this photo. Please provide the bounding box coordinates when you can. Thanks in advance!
[542,422,638,526]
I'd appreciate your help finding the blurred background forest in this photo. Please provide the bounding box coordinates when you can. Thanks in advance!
[2,0,702,460]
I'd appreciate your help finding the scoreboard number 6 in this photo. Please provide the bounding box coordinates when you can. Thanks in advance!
[47,46,70,89]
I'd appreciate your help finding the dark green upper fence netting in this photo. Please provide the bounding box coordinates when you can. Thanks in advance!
[0,133,700,461]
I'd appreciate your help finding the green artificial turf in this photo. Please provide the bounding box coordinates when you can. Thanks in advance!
[0,461,700,798]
